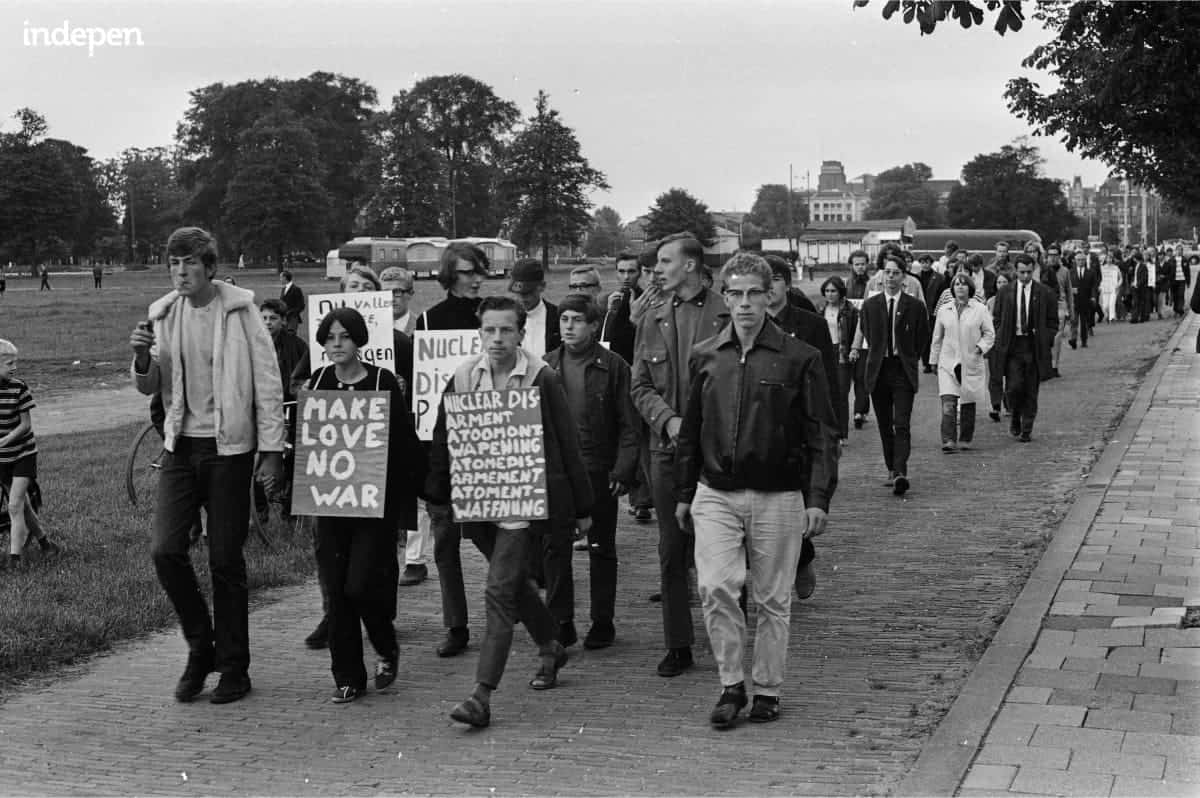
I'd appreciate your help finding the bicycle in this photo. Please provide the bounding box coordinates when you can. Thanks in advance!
[124,405,312,548]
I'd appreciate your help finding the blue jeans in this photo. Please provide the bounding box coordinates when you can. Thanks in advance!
[469,524,559,690]
[151,437,253,674]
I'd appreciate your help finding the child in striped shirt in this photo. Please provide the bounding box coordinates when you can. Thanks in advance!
[0,339,57,567]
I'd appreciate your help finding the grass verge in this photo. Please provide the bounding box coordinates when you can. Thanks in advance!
[0,421,315,695]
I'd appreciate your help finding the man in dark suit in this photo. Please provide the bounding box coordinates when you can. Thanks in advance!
[279,270,305,335]
[850,253,929,497]
[1164,246,1192,318]
[508,259,560,359]
[993,253,1057,442]
[1068,254,1099,347]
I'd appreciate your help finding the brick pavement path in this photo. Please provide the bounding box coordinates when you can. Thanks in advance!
[947,313,1200,797]
[0,317,1180,796]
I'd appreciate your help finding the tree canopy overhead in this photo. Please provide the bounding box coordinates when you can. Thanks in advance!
[747,184,808,240]
[865,163,939,226]
[644,188,716,248]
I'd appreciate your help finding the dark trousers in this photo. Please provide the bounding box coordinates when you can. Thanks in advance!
[528,518,575,627]
[469,524,558,689]
[986,349,1004,410]
[852,356,871,416]
[870,358,915,477]
[584,470,618,630]
[151,437,253,674]
[430,502,468,631]
[39,275,50,290]
[93,275,102,289]
[940,396,976,444]
[1004,338,1040,434]
[314,517,398,689]
[1073,301,1092,345]
[1136,287,1155,322]
[650,448,695,650]
[1172,283,1188,316]
[834,362,853,439]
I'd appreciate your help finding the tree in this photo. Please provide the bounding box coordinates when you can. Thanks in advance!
[385,75,519,238]
[948,139,1077,242]
[501,91,608,268]
[221,113,331,270]
[854,0,1027,35]
[585,206,627,258]
[859,1,1200,216]
[359,104,445,237]
[866,163,939,225]
[644,188,716,247]
[1006,3,1200,216]
[99,147,189,263]
[176,72,378,243]
[747,184,808,241]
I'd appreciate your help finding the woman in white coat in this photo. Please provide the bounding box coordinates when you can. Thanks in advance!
[930,273,995,452]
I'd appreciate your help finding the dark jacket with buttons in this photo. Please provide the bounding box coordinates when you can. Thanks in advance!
[544,341,639,484]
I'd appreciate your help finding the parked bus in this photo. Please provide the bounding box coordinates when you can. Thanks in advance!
[333,236,517,279]
[910,229,1042,259]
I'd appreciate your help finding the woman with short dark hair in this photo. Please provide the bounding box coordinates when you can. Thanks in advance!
[818,275,857,441]
[930,273,995,452]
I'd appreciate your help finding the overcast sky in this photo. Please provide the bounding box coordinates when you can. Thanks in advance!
[1,0,1111,223]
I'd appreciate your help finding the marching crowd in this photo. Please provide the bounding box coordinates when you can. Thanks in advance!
[0,224,1181,733]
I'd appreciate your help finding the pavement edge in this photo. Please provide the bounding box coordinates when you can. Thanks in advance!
[895,315,1194,797]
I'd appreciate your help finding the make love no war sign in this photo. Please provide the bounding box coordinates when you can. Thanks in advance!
[307,291,395,373]
[291,390,390,518]
[412,330,483,441]
[445,388,547,523]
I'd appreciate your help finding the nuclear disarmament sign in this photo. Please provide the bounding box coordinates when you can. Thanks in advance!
[444,387,548,523]
[412,330,483,441]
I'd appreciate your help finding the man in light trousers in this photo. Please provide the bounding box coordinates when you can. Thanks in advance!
[674,253,839,729]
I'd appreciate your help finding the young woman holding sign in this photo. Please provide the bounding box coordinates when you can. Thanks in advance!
[304,307,427,704]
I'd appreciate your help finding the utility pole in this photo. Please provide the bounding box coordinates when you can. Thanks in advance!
[787,163,795,254]
[1122,178,1130,247]
[1140,186,1148,246]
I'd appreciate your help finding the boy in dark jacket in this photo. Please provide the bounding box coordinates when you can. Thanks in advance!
[545,294,639,649]
[427,296,593,729]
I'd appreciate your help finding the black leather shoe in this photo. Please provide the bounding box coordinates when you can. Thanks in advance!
[450,695,491,728]
[304,617,329,650]
[398,563,428,586]
[1020,432,1032,443]
[174,651,214,703]
[893,475,910,496]
[853,414,865,429]
[209,672,251,705]
[583,623,615,650]
[989,409,1001,422]
[1068,339,1077,349]
[558,621,578,648]
[437,628,469,658]
[709,683,747,729]
[657,647,694,678]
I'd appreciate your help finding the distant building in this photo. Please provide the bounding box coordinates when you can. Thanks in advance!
[809,161,870,222]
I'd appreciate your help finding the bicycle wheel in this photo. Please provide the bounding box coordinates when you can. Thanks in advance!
[126,422,163,507]
[249,482,307,549]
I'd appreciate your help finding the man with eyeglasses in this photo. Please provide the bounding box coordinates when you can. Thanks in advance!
[850,253,929,497]
[568,266,602,300]
[508,259,560,360]
[992,253,1057,443]
[674,252,837,728]
[380,266,417,336]
[129,226,285,705]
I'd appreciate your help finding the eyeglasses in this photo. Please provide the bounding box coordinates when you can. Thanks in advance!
[392,288,414,296]
[568,283,599,290]
[722,288,768,301]
[455,268,480,276]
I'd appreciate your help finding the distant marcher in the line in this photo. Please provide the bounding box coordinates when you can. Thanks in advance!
[930,274,995,452]
[1099,250,1122,325]
[38,264,51,291]
[845,250,872,430]
[1069,251,1099,348]
[599,252,644,366]
[818,276,858,443]
[1165,247,1193,319]
[92,263,103,290]
[986,271,1010,421]
[675,253,838,729]
[130,227,285,705]
[279,269,306,335]
[851,253,929,496]
[992,254,1056,443]
[507,259,560,360]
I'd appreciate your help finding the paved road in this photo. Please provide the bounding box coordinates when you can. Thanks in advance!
[0,317,1178,795]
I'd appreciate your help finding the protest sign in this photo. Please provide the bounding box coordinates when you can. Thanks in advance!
[444,387,547,523]
[412,330,483,441]
[307,291,395,373]
[291,389,390,518]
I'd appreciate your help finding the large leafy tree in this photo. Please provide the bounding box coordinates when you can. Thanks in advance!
[859,1,1200,215]
[99,147,189,263]
[747,184,808,240]
[383,74,519,238]
[221,113,331,269]
[0,109,112,264]
[176,72,377,244]
[948,140,1077,242]
[585,206,627,258]
[501,91,608,268]
[644,188,716,247]
[866,163,939,225]
[359,104,445,237]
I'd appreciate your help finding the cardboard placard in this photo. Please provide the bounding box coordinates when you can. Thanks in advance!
[307,291,395,373]
[445,388,548,523]
[412,330,483,441]
[291,389,390,518]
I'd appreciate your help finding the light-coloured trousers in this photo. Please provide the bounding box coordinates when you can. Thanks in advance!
[404,501,433,567]
[691,483,805,698]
